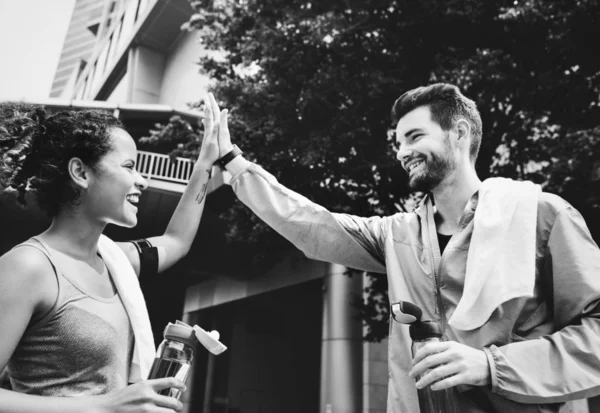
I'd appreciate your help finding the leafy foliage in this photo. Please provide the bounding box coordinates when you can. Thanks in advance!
[145,0,600,341]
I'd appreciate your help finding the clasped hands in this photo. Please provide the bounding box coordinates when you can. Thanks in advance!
[196,93,234,167]
[409,341,491,391]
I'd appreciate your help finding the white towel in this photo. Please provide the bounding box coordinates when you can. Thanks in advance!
[448,177,541,331]
[98,235,156,382]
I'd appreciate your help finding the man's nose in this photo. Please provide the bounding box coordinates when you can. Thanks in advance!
[396,145,412,162]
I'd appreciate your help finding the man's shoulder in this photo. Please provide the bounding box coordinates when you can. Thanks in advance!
[354,210,417,226]
[536,191,579,236]
[537,191,571,216]
[387,210,419,221]
[383,210,421,235]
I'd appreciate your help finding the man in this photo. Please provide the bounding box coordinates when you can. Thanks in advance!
[208,84,600,412]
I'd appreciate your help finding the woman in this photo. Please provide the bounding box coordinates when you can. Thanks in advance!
[0,94,226,413]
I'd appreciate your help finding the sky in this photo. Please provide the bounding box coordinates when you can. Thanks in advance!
[0,0,75,101]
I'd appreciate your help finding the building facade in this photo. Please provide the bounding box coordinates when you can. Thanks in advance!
[50,0,110,98]
[5,0,390,412]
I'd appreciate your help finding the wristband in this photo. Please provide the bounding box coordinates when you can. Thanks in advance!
[216,144,243,168]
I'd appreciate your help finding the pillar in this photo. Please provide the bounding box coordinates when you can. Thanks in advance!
[320,263,363,413]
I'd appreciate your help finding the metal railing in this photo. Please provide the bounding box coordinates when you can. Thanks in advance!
[136,150,193,184]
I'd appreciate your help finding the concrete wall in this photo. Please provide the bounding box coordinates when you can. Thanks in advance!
[128,46,166,103]
[106,70,129,103]
[183,250,329,314]
[159,30,210,110]
[58,67,79,100]
[363,339,388,413]
[95,28,212,108]
[362,272,389,413]
[320,265,363,413]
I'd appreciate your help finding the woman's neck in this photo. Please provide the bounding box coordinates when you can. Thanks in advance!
[41,210,106,262]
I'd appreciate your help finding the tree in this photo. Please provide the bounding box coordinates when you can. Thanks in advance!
[143,0,600,341]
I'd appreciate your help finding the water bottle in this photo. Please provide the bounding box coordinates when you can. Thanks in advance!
[409,320,459,413]
[148,321,198,400]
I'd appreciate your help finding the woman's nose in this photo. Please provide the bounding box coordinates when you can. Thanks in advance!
[135,170,148,190]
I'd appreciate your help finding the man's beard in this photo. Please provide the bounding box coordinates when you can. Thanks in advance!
[408,137,455,192]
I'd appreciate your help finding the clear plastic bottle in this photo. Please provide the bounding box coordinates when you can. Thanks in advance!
[148,322,197,400]
[410,321,459,413]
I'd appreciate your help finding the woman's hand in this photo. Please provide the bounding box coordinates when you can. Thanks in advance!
[196,93,221,166]
[95,378,185,413]
[202,93,234,159]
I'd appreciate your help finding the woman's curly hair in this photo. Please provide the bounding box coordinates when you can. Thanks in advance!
[0,103,124,217]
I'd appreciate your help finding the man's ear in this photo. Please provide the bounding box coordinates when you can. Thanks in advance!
[68,157,90,190]
[455,118,471,144]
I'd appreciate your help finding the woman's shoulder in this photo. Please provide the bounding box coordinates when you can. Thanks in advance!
[0,242,58,304]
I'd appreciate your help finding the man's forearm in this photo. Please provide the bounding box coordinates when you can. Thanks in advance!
[484,310,600,404]
[226,157,386,273]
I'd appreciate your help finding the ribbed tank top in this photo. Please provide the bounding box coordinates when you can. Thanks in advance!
[7,238,134,396]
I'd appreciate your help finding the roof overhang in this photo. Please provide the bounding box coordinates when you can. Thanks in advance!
[15,98,202,124]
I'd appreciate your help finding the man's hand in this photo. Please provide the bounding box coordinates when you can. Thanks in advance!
[409,341,491,391]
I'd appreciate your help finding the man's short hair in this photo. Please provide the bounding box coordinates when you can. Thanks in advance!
[391,83,482,163]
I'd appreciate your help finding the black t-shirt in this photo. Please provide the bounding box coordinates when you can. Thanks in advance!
[437,233,452,254]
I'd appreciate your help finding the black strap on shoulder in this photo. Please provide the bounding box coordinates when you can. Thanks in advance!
[130,239,159,279]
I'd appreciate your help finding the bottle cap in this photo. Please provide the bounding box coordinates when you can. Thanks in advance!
[164,322,199,352]
[409,320,443,341]
[391,301,423,324]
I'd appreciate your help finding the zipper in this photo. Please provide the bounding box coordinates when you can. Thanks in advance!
[425,202,446,329]
[423,194,474,332]
[429,240,444,325]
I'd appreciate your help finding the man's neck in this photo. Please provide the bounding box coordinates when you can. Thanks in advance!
[431,167,481,234]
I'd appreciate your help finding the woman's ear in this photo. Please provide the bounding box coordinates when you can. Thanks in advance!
[68,157,90,190]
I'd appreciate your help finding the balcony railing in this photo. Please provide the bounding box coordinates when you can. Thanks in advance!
[136,150,193,185]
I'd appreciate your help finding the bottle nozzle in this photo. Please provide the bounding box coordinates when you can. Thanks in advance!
[391,300,423,324]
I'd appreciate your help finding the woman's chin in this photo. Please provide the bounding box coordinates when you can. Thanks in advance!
[109,214,138,228]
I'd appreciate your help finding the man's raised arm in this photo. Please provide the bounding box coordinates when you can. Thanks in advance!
[208,95,387,274]
[227,155,387,273]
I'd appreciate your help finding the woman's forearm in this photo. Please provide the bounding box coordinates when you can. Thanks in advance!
[147,160,214,272]
[148,93,222,271]
[164,161,213,247]
[0,388,105,413]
